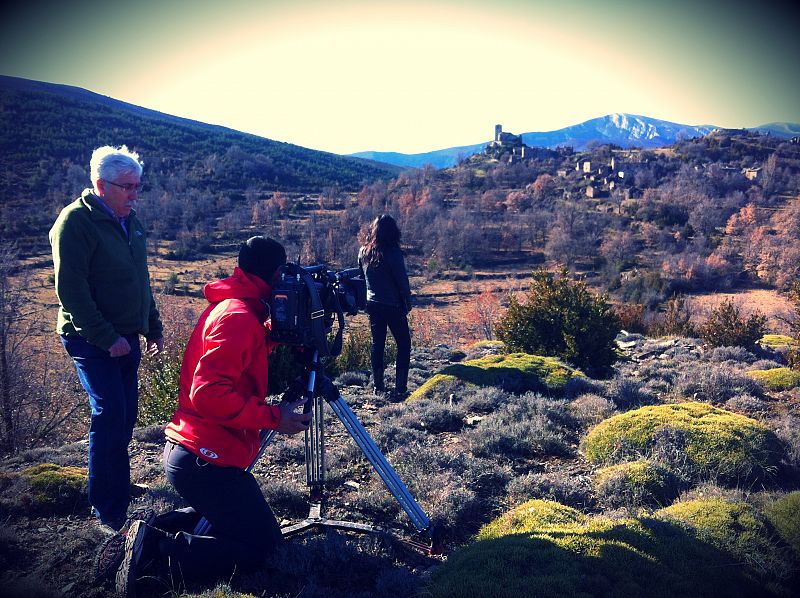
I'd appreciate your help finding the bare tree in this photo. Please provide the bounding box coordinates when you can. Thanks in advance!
[0,244,83,454]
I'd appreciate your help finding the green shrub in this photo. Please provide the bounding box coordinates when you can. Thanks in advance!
[746,368,800,391]
[763,491,800,557]
[328,325,396,376]
[137,343,184,426]
[699,298,768,349]
[593,459,680,509]
[409,353,584,402]
[495,269,621,377]
[267,344,307,396]
[478,499,585,538]
[428,499,775,598]
[581,402,783,485]
[657,498,796,581]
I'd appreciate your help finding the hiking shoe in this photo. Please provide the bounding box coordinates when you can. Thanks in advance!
[115,520,149,597]
[93,508,157,584]
[93,532,126,584]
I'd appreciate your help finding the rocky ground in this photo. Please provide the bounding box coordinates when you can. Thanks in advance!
[1,338,799,597]
[0,349,457,598]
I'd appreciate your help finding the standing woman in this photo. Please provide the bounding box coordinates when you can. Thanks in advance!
[358,214,412,399]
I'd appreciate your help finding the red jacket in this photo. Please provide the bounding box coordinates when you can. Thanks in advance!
[165,267,281,469]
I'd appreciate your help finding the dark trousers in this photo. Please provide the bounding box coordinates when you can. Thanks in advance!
[160,442,283,582]
[61,334,141,529]
[366,301,411,390]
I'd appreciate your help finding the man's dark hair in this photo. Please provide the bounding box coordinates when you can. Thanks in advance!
[238,236,286,284]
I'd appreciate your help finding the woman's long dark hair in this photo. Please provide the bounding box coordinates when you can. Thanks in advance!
[361,214,401,268]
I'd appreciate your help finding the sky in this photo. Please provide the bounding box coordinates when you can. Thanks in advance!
[1,0,798,155]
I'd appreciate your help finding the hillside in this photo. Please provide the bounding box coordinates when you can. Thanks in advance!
[0,76,400,252]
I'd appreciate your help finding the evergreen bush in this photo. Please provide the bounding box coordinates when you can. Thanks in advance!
[698,298,767,350]
[327,325,396,377]
[495,269,621,376]
[137,341,185,426]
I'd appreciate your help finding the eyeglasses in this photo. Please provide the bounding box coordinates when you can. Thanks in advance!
[103,179,145,192]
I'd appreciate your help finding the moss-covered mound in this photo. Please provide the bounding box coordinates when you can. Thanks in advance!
[593,459,680,508]
[657,498,796,583]
[478,499,586,538]
[759,334,798,350]
[763,491,800,557]
[428,499,779,598]
[582,402,783,484]
[464,339,505,356]
[747,367,800,391]
[409,353,583,401]
[0,463,89,517]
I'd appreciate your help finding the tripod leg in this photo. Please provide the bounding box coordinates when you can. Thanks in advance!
[305,393,325,490]
[326,396,431,533]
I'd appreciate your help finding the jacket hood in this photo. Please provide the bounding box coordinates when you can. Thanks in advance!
[204,267,272,304]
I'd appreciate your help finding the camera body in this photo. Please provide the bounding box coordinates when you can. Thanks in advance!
[270,263,366,352]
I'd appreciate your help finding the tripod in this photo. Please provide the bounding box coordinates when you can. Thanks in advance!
[194,350,435,552]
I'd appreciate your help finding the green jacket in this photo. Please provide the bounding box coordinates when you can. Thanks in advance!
[49,189,163,350]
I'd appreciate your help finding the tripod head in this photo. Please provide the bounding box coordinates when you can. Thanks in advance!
[280,349,341,420]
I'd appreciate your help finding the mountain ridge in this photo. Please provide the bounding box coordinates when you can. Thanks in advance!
[350,113,800,169]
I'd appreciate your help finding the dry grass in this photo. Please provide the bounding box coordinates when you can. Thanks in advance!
[686,290,794,334]
[14,241,798,350]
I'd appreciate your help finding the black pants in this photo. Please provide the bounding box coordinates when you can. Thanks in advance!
[366,301,411,386]
[158,442,283,582]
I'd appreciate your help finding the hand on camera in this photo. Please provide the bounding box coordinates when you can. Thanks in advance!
[276,398,312,435]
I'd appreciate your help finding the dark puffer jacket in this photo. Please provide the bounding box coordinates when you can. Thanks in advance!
[358,245,411,311]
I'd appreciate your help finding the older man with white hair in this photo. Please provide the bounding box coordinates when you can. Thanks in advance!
[50,145,164,532]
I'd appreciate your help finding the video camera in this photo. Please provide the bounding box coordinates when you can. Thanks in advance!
[270,263,366,357]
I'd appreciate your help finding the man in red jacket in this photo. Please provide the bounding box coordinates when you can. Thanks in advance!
[112,236,311,597]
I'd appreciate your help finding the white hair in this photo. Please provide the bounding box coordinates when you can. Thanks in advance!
[89,145,143,190]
